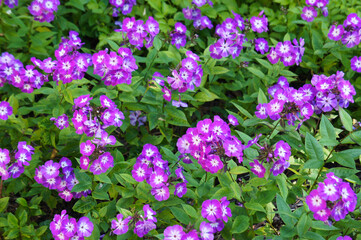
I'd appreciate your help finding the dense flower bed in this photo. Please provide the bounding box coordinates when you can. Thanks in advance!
[0,0,361,239]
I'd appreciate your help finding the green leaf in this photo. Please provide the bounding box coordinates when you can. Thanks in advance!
[311,29,323,51]
[115,173,138,185]
[73,197,96,214]
[0,197,10,212]
[276,174,288,199]
[230,182,241,201]
[311,221,338,231]
[257,88,268,104]
[276,194,296,226]
[231,215,249,233]
[8,213,18,228]
[304,133,324,169]
[153,35,162,50]
[339,108,353,132]
[320,115,336,140]
[72,169,92,192]
[94,174,112,184]
[194,88,219,102]
[181,204,197,218]
[297,213,312,237]
[247,67,265,79]
[244,202,266,213]
[210,66,229,75]
[106,39,119,52]
[165,107,190,127]
[232,102,253,119]
[229,166,249,175]
[170,207,191,225]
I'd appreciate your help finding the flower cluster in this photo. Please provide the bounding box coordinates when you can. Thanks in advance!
[161,50,203,98]
[49,210,94,239]
[115,16,159,49]
[34,158,91,201]
[177,116,247,174]
[171,22,188,49]
[306,172,357,222]
[28,0,60,22]
[267,38,305,66]
[0,142,34,180]
[110,0,136,16]
[182,3,213,30]
[351,56,361,72]
[249,140,291,178]
[111,204,157,237]
[72,94,124,137]
[255,73,355,127]
[0,101,13,120]
[50,114,69,130]
[47,31,91,84]
[210,11,246,59]
[132,144,171,201]
[163,197,231,239]
[337,236,352,240]
[0,52,48,93]
[92,47,137,85]
[328,13,361,48]
[301,0,329,22]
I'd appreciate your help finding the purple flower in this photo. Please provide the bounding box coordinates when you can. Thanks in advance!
[164,225,185,240]
[227,114,239,126]
[132,163,150,182]
[276,41,294,58]
[80,140,95,156]
[249,160,266,178]
[0,101,12,120]
[255,103,268,119]
[112,213,131,235]
[301,6,317,22]
[151,185,170,201]
[267,47,280,64]
[318,179,340,201]
[143,204,157,222]
[0,148,10,166]
[220,197,232,222]
[201,199,222,222]
[337,236,352,240]
[134,219,156,237]
[174,182,187,198]
[254,38,269,54]
[274,140,291,160]
[50,114,69,130]
[41,160,60,179]
[328,25,344,41]
[306,189,326,212]
[162,87,172,102]
[250,13,268,33]
[181,230,199,240]
[350,56,361,72]
[270,159,289,176]
[313,208,331,221]
[77,216,94,237]
[200,222,214,240]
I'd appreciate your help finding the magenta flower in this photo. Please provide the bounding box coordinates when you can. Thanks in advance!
[41,160,60,179]
[276,41,294,58]
[301,6,317,22]
[149,169,168,188]
[50,114,69,130]
[337,236,352,240]
[254,38,269,54]
[77,216,94,237]
[80,140,95,156]
[350,56,361,72]
[143,204,157,222]
[267,47,280,64]
[306,189,326,212]
[164,225,185,240]
[200,222,214,240]
[0,148,10,166]
[274,141,291,160]
[151,185,170,201]
[162,87,172,102]
[249,159,266,178]
[111,213,132,235]
[328,25,344,41]
[318,179,340,201]
[132,163,150,182]
[250,13,268,33]
[0,101,12,120]
[201,199,222,222]
[174,182,187,198]
[313,208,331,221]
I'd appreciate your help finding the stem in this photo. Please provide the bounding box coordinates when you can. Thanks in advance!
[143,42,164,81]
[267,120,280,140]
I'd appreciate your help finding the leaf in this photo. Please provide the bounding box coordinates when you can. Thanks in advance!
[230,182,241,201]
[8,213,18,228]
[73,197,96,214]
[211,66,229,75]
[165,107,190,127]
[311,29,323,51]
[115,173,138,185]
[320,115,336,140]
[297,213,312,237]
[106,39,119,52]
[258,88,268,104]
[304,133,324,168]
[194,88,219,102]
[231,102,253,119]
[339,108,353,132]
[247,67,265,79]
[72,169,92,192]
[181,204,197,218]
[229,166,249,175]
[170,207,191,225]
[276,174,288,199]
[311,221,338,231]
[231,215,249,233]
[0,197,10,213]
[276,194,296,226]
[244,202,266,213]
